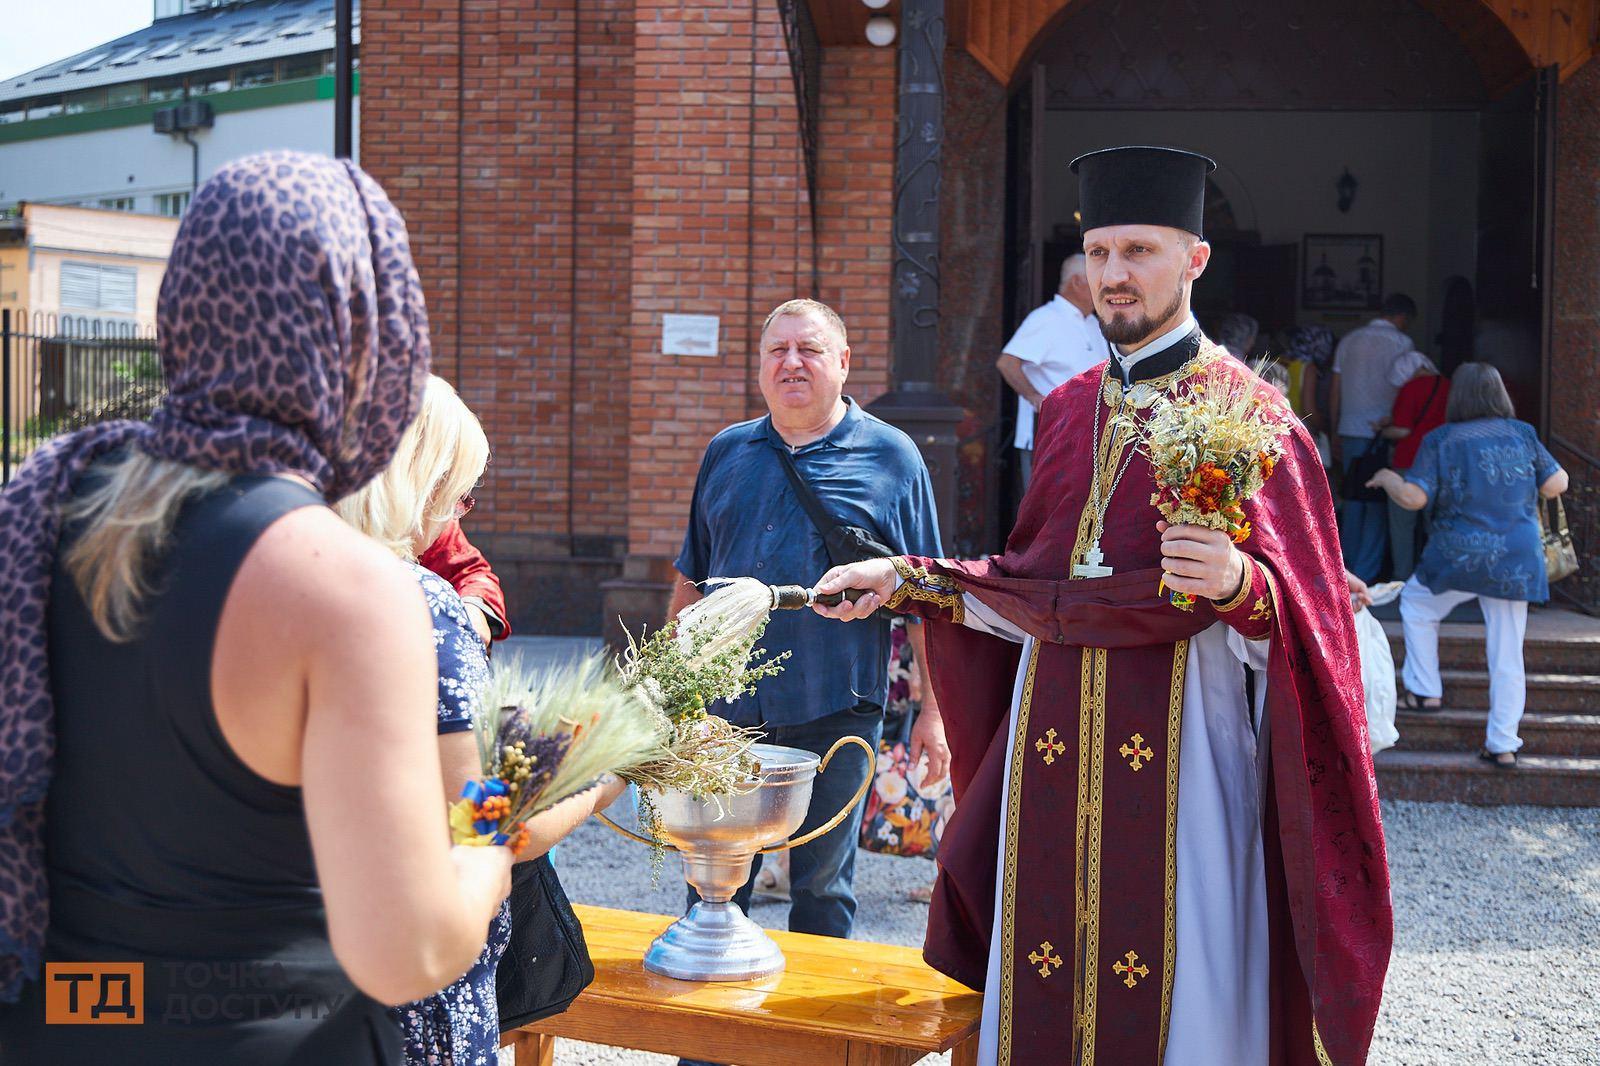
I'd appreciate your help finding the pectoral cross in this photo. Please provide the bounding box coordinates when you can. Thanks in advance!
[1072,541,1113,579]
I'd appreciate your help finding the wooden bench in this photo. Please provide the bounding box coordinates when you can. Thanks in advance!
[500,904,982,1066]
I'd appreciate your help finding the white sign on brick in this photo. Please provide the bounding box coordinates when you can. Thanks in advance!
[661,313,720,357]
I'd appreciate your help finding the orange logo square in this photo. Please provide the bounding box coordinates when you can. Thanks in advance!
[44,963,144,1024]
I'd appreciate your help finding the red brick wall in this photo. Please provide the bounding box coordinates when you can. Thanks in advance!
[573,0,637,540]
[363,0,900,629]
[361,0,462,395]
[815,46,895,408]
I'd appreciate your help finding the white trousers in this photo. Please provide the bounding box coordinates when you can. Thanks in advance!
[1398,575,1529,754]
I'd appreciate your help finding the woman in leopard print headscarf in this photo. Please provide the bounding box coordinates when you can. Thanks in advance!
[0,152,512,1063]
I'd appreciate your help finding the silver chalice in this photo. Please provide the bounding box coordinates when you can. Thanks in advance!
[598,736,874,981]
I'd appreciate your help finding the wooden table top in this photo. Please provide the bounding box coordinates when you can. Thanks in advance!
[562,904,983,1056]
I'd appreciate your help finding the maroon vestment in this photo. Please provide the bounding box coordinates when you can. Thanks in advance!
[889,340,1391,1065]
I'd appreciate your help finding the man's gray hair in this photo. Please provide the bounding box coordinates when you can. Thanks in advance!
[1445,361,1515,423]
[1058,254,1088,289]
[762,299,848,347]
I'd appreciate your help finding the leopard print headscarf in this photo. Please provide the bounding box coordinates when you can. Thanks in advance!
[0,151,431,999]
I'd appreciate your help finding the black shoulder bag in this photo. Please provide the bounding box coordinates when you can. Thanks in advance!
[775,446,896,564]
[495,854,595,1032]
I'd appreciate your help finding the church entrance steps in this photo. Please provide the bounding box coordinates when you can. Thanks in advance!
[1383,608,1600,674]
[1373,750,1600,806]
[1393,710,1600,758]
[1431,670,1600,712]
[1375,608,1600,804]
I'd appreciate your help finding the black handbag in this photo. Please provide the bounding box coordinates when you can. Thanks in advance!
[1341,437,1392,503]
[775,446,896,565]
[495,855,595,1032]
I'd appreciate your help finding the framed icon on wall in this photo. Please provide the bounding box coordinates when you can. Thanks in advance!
[1302,234,1383,311]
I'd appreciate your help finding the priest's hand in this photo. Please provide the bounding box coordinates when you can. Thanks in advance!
[1157,521,1245,603]
[810,558,900,621]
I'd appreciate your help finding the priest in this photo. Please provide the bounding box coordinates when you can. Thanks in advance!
[812,146,1391,1065]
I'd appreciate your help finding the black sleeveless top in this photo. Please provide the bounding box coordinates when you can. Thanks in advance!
[0,475,402,1064]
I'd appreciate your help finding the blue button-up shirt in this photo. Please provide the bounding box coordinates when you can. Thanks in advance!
[675,398,943,727]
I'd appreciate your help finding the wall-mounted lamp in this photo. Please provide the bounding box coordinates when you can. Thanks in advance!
[1336,167,1358,214]
[861,0,891,9]
[865,14,897,45]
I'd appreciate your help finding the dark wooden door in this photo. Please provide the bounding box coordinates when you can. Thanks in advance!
[1474,67,1556,428]
[998,65,1047,534]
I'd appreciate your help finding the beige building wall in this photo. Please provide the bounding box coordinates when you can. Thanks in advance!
[19,203,179,326]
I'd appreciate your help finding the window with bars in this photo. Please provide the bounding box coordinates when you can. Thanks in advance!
[60,262,137,314]
[98,198,136,212]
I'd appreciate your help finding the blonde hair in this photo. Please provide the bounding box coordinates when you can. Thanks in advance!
[335,375,488,560]
[761,299,848,348]
[63,451,230,643]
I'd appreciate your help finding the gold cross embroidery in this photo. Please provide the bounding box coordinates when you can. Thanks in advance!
[1118,733,1154,772]
[1112,950,1150,988]
[1250,597,1271,622]
[1035,728,1065,766]
[1027,941,1063,978]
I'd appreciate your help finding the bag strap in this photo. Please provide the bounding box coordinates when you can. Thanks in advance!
[1551,495,1571,538]
[775,438,847,545]
[1422,375,1443,420]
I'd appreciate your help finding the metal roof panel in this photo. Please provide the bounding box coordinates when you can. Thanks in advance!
[2,0,354,105]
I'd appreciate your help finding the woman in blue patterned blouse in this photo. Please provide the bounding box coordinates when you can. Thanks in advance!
[338,376,625,1064]
[1367,362,1569,768]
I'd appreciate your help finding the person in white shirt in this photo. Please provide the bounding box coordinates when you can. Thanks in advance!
[995,255,1106,486]
[1330,292,1417,581]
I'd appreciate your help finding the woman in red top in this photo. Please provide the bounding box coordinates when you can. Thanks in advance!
[1380,354,1450,580]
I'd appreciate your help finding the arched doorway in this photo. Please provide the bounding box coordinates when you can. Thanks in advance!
[977,0,1553,539]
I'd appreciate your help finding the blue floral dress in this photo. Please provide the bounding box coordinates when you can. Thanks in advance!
[1404,418,1561,602]
[390,565,512,1066]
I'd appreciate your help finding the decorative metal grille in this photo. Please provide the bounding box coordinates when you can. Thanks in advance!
[892,0,946,386]
[776,0,822,247]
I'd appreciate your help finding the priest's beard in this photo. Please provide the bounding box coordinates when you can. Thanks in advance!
[1096,281,1186,347]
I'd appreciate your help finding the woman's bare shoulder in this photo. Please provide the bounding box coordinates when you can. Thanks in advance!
[232,504,426,642]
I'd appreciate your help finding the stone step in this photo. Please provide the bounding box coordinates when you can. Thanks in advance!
[1393,709,1600,757]
[1429,670,1600,712]
[1383,633,1600,674]
[1382,612,1600,674]
[1374,750,1600,806]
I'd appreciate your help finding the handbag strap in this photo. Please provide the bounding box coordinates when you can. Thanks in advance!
[775,439,847,546]
[1549,494,1571,537]
[1421,375,1444,422]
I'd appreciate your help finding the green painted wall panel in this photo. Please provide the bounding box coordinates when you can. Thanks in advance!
[0,72,359,146]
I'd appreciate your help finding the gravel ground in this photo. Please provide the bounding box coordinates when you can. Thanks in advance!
[509,799,1600,1066]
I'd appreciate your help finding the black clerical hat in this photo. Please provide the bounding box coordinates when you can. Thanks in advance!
[1070,146,1217,238]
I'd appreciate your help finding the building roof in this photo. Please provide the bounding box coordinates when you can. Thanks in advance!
[2,0,359,106]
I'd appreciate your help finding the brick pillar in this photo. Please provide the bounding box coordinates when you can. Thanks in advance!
[600,0,820,644]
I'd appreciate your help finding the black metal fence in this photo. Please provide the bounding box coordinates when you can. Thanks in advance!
[1,308,166,484]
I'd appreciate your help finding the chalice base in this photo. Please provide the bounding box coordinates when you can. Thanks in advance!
[643,900,786,982]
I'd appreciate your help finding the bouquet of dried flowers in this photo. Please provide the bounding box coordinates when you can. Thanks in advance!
[1115,372,1292,610]
[449,652,666,854]
[614,588,789,851]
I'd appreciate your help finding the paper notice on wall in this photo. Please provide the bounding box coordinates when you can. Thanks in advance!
[662,314,720,357]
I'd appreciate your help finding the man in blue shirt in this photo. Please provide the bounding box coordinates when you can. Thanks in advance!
[671,298,947,942]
